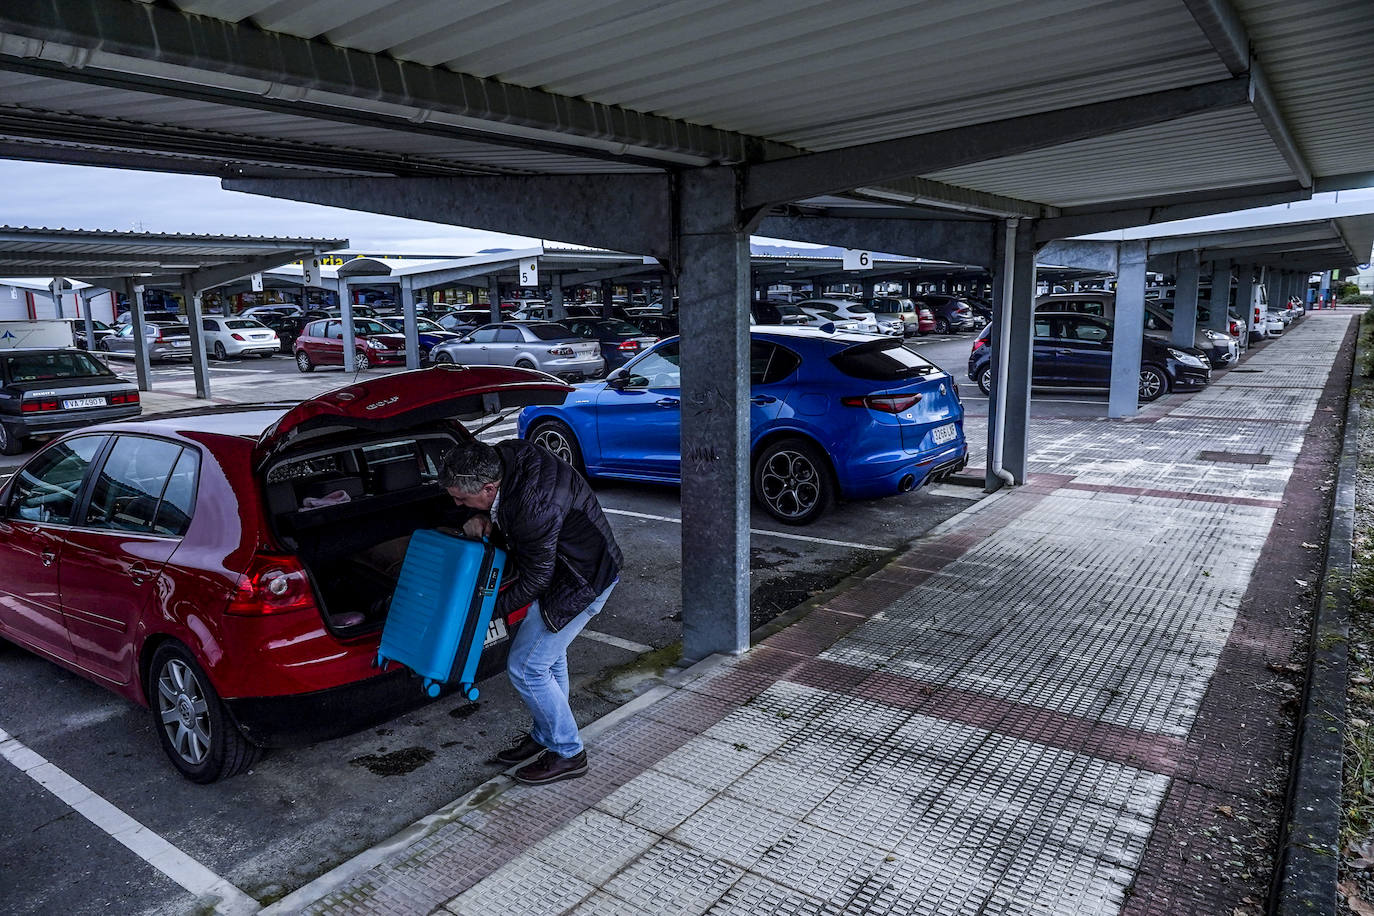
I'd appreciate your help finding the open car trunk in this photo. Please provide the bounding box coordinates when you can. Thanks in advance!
[264,430,464,636]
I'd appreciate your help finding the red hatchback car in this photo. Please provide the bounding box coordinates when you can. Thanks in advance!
[0,366,570,782]
[293,317,408,372]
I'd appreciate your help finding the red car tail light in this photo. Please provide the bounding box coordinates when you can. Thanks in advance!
[231,333,247,341]
[226,554,317,616]
[548,346,574,357]
[109,392,139,405]
[617,340,640,351]
[20,399,60,413]
[842,393,922,413]
[971,336,988,352]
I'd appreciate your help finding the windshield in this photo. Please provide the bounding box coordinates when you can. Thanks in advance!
[595,319,643,335]
[5,351,115,381]
[226,319,264,330]
[830,338,939,381]
[529,323,574,341]
[353,319,393,335]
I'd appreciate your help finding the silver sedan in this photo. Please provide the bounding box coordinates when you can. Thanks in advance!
[430,322,604,381]
[99,321,194,361]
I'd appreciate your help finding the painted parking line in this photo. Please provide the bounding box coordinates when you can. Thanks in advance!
[601,507,889,552]
[579,628,654,654]
[0,725,257,915]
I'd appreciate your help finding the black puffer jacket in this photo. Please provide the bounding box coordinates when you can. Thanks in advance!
[492,440,623,631]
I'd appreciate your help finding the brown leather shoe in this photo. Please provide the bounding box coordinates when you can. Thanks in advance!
[513,749,588,785]
[495,733,544,766]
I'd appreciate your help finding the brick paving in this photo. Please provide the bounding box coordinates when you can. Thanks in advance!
[275,314,1354,916]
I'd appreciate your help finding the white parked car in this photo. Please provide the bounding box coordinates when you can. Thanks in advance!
[201,316,280,359]
[1264,314,1285,337]
[796,298,884,334]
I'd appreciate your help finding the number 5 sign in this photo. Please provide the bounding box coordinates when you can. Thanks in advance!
[519,258,539,287]
[842,250,872,271]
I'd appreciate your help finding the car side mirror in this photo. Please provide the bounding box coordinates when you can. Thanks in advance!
[607,371,630,390]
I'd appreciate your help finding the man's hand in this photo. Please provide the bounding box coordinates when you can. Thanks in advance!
[463,513,492,538]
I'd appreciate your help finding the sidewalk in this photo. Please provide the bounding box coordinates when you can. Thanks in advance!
[260,313,1356,916]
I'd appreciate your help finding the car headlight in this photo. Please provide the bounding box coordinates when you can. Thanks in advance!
[1167,347,1206,367]
[364,338,385,348]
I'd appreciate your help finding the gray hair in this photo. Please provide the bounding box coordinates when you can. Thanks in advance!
[439,440,502,493]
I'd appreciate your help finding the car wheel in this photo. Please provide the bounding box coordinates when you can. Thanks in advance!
[976,365,993,397]
[752,438,835,526]
[148,642,259,783]
[97,338,110,352]
[528,419,586,476]
[0,422,25,456]
[935,318,950,334]
[433,351,455,365]
[295,350,314,373]
[1138,364,1168,402]
[212,341,228,361]
[515,358,537,370]
[355,350,372,371]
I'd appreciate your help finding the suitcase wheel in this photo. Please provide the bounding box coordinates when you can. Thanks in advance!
[423,679,442,698]
[462,685,480,702]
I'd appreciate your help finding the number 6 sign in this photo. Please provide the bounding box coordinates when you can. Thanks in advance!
[519,258,539,287]
[842,250,873,271]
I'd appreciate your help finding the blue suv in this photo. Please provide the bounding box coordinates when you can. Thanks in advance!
[519,327,968,524]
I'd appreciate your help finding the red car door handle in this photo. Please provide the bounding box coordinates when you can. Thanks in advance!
[656,398,680,408]
[129,563,152,584]
[39,550,55,567]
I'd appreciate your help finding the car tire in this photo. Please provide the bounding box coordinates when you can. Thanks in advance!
[752,437,835,526]
[148,642,260,784]
[935,318,950,334]
[212,341,228,361]
[528,419,586,476]
[1138,364,1169,402]
[433,351,455,365]
[355,350,371,371]
[97,338,110,352]
[295,350,314,373]
[975,365,993,397]
[515,358,537,370]
[0,422,25,456]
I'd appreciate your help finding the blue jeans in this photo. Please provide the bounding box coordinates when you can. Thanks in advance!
[507,581,616,758]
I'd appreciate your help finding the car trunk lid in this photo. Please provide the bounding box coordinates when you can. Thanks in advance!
[829,337,964,453]
[253,364,573,467]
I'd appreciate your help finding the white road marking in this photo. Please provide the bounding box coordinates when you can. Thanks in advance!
[0,725,258,915]
[925,483,985,500]
[601,507,889,552]
[578,628,655,654]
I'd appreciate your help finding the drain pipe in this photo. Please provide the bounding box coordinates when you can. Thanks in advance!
[989,219,1019,488]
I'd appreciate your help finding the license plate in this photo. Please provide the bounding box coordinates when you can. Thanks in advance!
[932,423,957,444]
[63,396,106,409]
[484,617,509,647]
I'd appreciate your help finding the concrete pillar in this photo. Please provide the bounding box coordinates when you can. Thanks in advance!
[128,282,152,392]
[676,169,751,662]
[600,279,614,319]
[487,275,502,323]
[1207,261,1231,328]
[549,276,566,320]
[985,219,1036,490]
[1235,266,1257,338]
[400,276,420,369]
[337,278,356,372]
[660,271,675,312]
[1108,241,1148,418]
[1171,250,1201,349]
[181,279,211,399]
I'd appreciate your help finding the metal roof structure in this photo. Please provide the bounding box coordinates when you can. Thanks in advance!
[0,0,1368,252]
[0,226,347,290]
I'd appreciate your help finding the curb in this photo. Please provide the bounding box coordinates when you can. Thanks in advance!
[1272,320,1360,915]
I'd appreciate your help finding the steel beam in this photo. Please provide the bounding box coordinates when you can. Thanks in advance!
[226,176,674,262]
[0,0,769,167]
[337,278,356,373]
[1033,181,1309,242]
[1182,0,1250,74]
[1148,224,1335,256]
[743,76,1252,209]
[556,263,660,287]
[1249,65,1313,188]
[188,249,327,295]
[1172,251,1201,349]
[755,216,998,268]
[676,169,751,662]
[400,276,420,371]
[126,281,151,392]
[1036,240,1120,274]
[1109,242,1148,419]
[181,279,211,399]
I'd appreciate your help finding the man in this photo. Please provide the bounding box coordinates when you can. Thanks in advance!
[441,437,622,785]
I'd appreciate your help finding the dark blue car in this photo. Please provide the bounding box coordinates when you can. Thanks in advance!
[518,327,968,524]
[560,317,659,373]
[378,316,461,363]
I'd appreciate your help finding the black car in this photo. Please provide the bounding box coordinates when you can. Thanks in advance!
[966,312,1210,403]
[912,294,982,333]
[626,313,679,340]
[751,300,811,325]
[0,348,141,455]
[71,319,116,350]
[254,312,307,352]
[561,317,659,372]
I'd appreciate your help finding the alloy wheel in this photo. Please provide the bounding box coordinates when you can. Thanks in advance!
[533,426,573,464]
[355,350,371,370]
[758,449,821,520]
[1138,366,1166,401]
[156,659,211,766]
